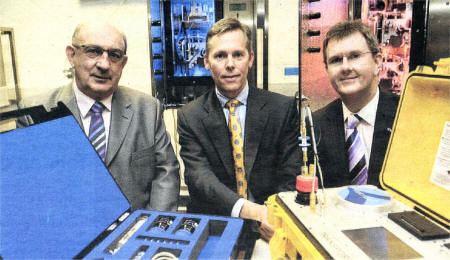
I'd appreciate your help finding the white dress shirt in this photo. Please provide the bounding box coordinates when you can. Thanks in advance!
[73,83,113,150]
[342,88,380,171]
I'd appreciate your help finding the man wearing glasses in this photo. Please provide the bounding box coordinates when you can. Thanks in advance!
[313,20,399,188]
[19,22,180,211]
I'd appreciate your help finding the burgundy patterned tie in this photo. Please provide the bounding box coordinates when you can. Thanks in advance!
[89,102,106,162]
[345,114,368,185]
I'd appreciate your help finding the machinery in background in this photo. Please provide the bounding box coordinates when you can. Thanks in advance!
[300,0,348,111]
[149,0,264,106]
[149,0,220,106]
[171,1,215,78]
[301,0,448,111]
[362,0,414,95]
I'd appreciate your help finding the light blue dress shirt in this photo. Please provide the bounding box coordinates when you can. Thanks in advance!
[215,85,248,137]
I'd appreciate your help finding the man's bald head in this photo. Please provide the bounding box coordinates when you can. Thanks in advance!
[66,21,128,100]
[72,22,127,54]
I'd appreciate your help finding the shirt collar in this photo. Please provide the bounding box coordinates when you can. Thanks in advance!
[73,81,113,119]
[215,83,249,108]
[342,88,379,126]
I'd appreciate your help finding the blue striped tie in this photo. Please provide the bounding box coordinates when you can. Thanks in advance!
[345,114,368,185]
[89,102,107,162]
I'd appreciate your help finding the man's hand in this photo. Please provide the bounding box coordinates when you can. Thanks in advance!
[239,201,274,241]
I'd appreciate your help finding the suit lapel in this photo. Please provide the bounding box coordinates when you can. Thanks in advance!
[244,87,268,177]
[49,83,82,126]
[201,91,235,177]
[106,88,133,166]
[325,100,348,172]
[369,91,397,180]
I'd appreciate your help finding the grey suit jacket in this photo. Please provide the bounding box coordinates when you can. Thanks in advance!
[177,87,300,216]
[18,83,180,211]
[313,88,399,187]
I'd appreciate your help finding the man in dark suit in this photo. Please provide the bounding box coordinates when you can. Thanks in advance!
[177,18,300,241]
[19,22,180,211]
[313,20,399,188]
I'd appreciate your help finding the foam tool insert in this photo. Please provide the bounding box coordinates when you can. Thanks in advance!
[85,210,243,259]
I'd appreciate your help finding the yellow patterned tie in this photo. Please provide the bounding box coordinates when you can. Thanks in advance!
[226,99,247,199]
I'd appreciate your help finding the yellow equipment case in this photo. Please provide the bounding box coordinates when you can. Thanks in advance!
[380,58,449,226]
[267,58,450,259]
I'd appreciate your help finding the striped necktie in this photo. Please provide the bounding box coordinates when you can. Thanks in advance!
[345,114,368,185]
[226,99,247,199]
[89,101,107,162]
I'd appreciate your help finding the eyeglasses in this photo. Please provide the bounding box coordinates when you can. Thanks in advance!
[72,44,125,63]
[327,51,375,67]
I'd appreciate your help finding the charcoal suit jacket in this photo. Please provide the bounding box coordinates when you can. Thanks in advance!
[312,88,399,187]
[18,83,180,211]
[177,86,300,216]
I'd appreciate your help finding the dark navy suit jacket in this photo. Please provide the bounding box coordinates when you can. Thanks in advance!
[313,88,399,187]
[177,86,300,216]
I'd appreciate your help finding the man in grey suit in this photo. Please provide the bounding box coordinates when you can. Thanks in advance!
[19,22,180,211]
[177,18,300,241]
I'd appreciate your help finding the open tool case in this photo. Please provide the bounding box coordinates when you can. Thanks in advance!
[380,58,450,240]
[0,103,243,259]
[266,59,450,260]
